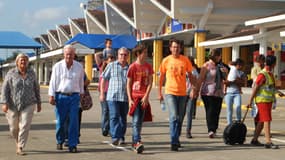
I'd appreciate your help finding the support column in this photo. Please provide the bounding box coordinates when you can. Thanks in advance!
[272,43,281,80]
[44,62,49,85]
[38,62,44,84]
[153,39,163,87]
[232,45,240,61]
[194,31,206,67]
[85,54,93,81]
[222,47,231,64]
[259,27,267,55]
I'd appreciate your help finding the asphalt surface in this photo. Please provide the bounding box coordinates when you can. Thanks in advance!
[0,86,285,160]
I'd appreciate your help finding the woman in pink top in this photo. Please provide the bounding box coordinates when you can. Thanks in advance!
[196,49,228,138]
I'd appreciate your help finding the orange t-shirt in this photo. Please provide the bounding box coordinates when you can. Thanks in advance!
[159,55,192,96]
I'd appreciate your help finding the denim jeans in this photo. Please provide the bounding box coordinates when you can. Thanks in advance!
[164,94,187,145]
[132,102,145,144]
[107,101,129,142]
[100,94,110,134]
[224,93,242,124]
[55,93,80,148]
[186,98,197,132]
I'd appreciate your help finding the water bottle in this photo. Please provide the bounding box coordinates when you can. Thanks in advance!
[160,100,166,111]
[272,100,277,110]
[251,103,258,117]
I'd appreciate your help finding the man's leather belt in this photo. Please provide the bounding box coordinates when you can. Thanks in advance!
[56,92,78,96]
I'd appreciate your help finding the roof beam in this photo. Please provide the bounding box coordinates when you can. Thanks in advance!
[105,0,135,28]
[198,1,213,29]
[199,35,254,47]
[68,18,84,37]
[85,10,107,33]
[149,0,172,17]
[245,14,285,27]
[47,30,60,49]
[39,35,51,50]
[56,25,70,46]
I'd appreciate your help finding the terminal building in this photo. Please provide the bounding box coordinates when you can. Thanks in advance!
[1,0,285,88]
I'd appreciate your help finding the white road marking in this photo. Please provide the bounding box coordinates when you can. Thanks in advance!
[102,141,130,152]
[272,138,285,143]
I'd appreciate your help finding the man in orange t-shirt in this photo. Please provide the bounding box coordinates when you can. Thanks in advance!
[158,38,196,151]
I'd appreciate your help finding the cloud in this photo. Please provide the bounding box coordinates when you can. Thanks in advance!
[33,7,69,21]
[0,1,4,14]
[23,7,70,27]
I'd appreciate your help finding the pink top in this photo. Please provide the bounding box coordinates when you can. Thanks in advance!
[200,61,224,97]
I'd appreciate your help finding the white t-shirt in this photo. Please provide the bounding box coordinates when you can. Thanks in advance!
[227,65,239,81]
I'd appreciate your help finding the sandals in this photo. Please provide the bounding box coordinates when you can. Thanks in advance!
[16,147,26,156]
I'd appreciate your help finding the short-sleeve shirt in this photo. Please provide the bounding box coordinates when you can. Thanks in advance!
[226,65,245,94]
[159,55,192,96]
[103,48,116,60]
[251,65,262,82]
[102,61,129,102]
[127,62,154,98]
[255,67,274,86]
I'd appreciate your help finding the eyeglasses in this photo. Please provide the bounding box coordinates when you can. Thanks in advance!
[119,54,128,56]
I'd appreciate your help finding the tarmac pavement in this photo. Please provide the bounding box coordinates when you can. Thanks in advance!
[0,86,285,160]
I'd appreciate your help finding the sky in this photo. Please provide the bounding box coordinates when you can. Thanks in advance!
[0,0,88,60]
[0,0,87,38]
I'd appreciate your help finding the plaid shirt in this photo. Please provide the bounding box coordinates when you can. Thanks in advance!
[102,61,128,102]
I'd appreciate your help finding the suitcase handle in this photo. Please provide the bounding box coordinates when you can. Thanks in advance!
[241,107,249,123]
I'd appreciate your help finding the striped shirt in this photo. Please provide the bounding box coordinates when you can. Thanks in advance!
[102,60,128,102]
[1,67,41,111]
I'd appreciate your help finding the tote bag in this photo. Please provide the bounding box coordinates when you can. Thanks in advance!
[80,88,93,110]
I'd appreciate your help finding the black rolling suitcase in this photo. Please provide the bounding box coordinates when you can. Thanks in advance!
[223,107,249,145]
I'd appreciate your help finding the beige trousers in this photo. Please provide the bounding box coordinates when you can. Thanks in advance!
[6,104,36,148]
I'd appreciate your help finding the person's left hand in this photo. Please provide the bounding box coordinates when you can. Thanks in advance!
[278,92,285,97]
[190,90,197,99]
[140,96,149,108]
[2,104,8,113]
[37,104,42,112]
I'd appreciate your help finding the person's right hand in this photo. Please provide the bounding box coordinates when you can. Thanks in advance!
[99,93,105,102]
[158,94,164,102]
[246,104,252,109]
[49,96,56,105]
[2,104,8,113]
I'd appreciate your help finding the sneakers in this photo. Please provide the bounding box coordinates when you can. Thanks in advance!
[250,139,264,146]
[69,147,77,153]
[64,141,69,147]
[186,132,193,139]
[133,142,144,154]
[56,144,63,150]
[111,139,119,146]
[119,140,127,146]
[16,147,26,156]
[170,144,179,151]
[208,131,215,138]
[102,130,109,137]
[264,143,279,149]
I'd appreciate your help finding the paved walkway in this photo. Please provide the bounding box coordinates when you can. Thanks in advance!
[0,87,285,160]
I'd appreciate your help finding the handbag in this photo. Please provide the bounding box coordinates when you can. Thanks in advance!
[80,88,93,110]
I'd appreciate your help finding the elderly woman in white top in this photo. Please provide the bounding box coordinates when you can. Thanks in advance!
[1,53,41,155]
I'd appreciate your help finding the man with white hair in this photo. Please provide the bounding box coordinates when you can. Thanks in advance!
[48,45,84,153]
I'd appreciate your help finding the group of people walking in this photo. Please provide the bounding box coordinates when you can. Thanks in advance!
[1,38,283,155]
